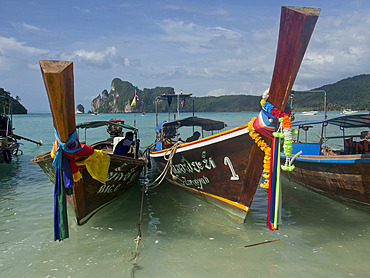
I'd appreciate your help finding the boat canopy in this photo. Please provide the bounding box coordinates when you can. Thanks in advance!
[292,114,370,129]
[156,116,227,133]
[77,120,136,131]
[156,93,192,100]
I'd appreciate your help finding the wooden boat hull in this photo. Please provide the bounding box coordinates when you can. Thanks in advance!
[151,125,257,221]
[151,6,320,223]
[282,154,370,205]
[32,152,145,224]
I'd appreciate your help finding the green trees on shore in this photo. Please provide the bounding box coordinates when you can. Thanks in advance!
[0,88,27,114]
[92,74,369,113]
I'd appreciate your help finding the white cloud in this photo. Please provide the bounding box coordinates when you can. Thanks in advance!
[60,46,140,69]
[208,9,229,17]
[72,6,92,13]
[11,22,48,33]
[0,36,48,56]
[27,63,40,70]
[0,36,48,71]
[150,8,370,97]
[207,88,229,96]
[21,23,47,32]
[157,19,241,53]
[163,5,229,17]
[291,10,370,86]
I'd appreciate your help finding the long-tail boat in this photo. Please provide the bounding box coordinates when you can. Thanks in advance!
[150,6,321,222]
[282,113,370,205]
[0,95,41,163]
[31,61,146,240]
[0,96,21,163]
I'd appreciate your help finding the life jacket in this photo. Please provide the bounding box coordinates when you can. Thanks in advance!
[344,138,356,154]
[356,140,370,154]
[163,139,174,149]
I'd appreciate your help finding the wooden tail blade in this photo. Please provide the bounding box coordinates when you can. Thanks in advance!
[39,60,76,142]
[239,7,320,217]
[268,6,321,110]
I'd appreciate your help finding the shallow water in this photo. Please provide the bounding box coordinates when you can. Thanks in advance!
[1,111,369,277]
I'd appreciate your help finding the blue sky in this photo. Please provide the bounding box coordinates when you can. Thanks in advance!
[1,0,369,113]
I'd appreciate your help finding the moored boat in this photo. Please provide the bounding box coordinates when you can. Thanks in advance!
[32,120,146,225]
[32,60,146,240]
[150,6,321,222]
[282,113,370,205]
[0,125,21,164]
[0,95,41,163]
[341,109,358,115]
[301,111,318,116]
[0,114,21,164]
[151,111,255,219]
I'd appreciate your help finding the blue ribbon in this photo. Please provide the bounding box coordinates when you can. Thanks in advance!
[52,129,81,168]
[52,129,81,241]
[263,101,291,114]
[263,102,275,113]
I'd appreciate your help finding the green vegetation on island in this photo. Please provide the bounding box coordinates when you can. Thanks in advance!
[292,74,370,111]
[91,74,370,113]
[0,88,27,114]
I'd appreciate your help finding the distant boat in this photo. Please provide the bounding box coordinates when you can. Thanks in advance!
[1,95,42,163]
[0,112,21,164]
[282,113,370,205]
[341,109,358,115]
[301,111,318,115]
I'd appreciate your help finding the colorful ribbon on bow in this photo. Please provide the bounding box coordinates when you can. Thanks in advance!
[52,129,94,241]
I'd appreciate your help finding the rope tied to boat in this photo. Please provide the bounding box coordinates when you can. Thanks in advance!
[143,141,183,191]
[130,183,145,264]
[129,138,181,264]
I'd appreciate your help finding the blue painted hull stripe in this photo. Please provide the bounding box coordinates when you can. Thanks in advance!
[281,156,370,164]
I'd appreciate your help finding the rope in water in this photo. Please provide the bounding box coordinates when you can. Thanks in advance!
[130,141,182,264]
[130,182,145,264]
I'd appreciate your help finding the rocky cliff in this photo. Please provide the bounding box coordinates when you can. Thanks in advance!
[90,78,175,113]
[0,88,27,114]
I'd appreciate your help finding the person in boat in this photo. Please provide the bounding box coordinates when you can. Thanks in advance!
[356,131,370,154]
[162,126,176,149]
[113,131,134,156]
[185,131,200,142]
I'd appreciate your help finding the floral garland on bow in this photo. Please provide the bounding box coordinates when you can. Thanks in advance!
[279,115,298,171]
[247,118,271,188]
[247,89,292,188]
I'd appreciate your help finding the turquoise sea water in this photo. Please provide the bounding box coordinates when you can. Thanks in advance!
[1,111,369,277]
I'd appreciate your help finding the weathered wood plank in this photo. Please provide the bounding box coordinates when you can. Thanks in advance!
[39,60,75,142]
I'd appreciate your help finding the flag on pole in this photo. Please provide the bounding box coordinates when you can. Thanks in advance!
[180,89,185,107]
[131,89,139,107]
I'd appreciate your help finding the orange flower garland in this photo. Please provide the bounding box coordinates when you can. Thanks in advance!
[247,88,293,189]
[282,115,291,129]
[247,117,271,189]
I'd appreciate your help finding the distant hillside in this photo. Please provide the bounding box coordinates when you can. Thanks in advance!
[91,74,370,113]
[0,88,27,114]
[182,95,260,112]
[292,74,370,111]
